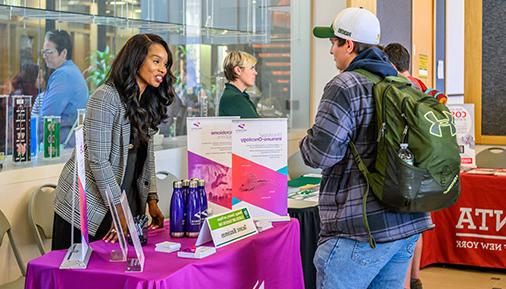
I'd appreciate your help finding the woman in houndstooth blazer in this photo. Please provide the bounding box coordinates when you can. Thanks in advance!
[52,34,176,249]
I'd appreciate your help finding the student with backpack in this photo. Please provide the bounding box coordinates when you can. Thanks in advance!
[300,8,435,289]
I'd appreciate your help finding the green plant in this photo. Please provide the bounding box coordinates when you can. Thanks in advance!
[86,46,114,90]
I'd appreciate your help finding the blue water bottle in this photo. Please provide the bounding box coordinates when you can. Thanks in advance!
[182,179,190,207]
[170,181,185,238]
[30,115,38,157]
[197,179,208,226]
[185,180,201,237]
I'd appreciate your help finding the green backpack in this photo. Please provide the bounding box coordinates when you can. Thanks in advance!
[351,69,461,247]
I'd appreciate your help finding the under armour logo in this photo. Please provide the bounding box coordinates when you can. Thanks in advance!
[424,111,456,137]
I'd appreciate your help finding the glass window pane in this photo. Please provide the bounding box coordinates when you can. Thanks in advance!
[0,0,309,170]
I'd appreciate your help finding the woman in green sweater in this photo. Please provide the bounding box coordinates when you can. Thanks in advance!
[219,51,259,118]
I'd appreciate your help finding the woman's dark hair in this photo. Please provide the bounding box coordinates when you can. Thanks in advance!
[45,29,73,60]
[107,33,175,143]
[11,63,39,99]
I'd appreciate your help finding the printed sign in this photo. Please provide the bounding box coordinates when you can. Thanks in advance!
[418,54,429,78]
[197,208,258,248]
[75,126,90,258]
[60,126,92,269]
[187,117,239,214]
[231,119,288,221]
[43,116,61,158]
[12,95,31,162]
[448,104,475,168]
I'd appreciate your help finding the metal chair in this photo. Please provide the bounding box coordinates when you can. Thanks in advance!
[288,150,321,179]
[156,171,179,218]
[476,147,506,169]
[28,184,56,255]
[0,209,26,289]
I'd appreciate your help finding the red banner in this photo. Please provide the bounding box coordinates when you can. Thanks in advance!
[421,173,506,268]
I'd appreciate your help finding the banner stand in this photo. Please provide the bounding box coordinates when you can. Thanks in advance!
[60,243,92,269]
[231,119,289,221]
[60,126,92,269]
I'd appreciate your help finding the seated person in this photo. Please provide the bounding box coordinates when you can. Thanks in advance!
[40,29,89,147]
[219,51,259,118]
[10,63,39,103]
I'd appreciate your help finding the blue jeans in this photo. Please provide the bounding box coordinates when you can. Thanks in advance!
[314,234,419,289]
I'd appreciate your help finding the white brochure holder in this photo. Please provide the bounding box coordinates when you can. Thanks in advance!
[119,192,145,272]
[105,189,128,262]
[60,126,92,269]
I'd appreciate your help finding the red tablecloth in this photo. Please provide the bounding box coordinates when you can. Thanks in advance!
[421,172,506,268]
[25,219,304,289]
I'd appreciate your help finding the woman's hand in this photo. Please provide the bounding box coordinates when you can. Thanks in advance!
[148,199,164,229]
[103,204,127,243]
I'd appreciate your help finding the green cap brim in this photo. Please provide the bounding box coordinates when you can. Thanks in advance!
[313,26,335,38]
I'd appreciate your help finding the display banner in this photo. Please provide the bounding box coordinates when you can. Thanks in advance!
[448,104,476,168]
[75,126,90,258]
[187,117,239,214]
[231,119,288,221]
[196,207,258,248]
[421,173,506,269]
[60,126,92,269]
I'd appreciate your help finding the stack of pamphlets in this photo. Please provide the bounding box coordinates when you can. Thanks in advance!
[177,246,216,259]
[155,241,181,253]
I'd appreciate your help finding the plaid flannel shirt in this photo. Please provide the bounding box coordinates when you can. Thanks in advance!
[300,71,433,245]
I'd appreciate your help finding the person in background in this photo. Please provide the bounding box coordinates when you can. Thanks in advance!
[52,33,175,249]
[384,43,447,105]
[31,67,46,116]
[10,63,40,103]
[40,29,89,147]
[5,63,40,155]
[300,7,433,289]
[219,50,259,118]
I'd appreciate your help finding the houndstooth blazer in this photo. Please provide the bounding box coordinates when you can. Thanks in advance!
[54,83,158,236]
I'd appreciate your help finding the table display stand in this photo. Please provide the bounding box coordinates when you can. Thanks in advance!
[120,191,145,272]
[105,189,127,262]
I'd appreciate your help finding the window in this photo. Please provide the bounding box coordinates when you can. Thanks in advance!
[0,1,309,170]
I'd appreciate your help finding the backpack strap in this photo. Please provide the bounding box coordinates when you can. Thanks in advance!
[349,141,377,248]
[354,69,383,85]
[351,68,386,248]
[350,67,381,249]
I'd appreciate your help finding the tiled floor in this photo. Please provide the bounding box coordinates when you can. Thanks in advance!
[420,265,506,289]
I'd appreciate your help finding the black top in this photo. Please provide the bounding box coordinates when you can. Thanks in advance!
[121,125,148,217]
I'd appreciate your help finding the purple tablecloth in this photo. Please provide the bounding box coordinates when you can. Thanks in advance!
[25,219,304,289]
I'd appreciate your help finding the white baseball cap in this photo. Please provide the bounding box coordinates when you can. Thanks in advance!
[313,7,380,45]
